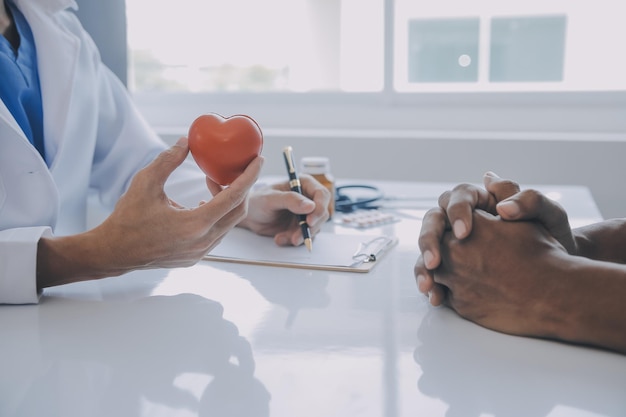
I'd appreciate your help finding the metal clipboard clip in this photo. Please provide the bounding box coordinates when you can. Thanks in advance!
[350,236,395,267]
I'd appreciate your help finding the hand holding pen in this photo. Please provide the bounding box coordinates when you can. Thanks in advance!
[282,146,313,252]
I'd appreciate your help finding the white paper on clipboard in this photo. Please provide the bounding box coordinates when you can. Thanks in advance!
[203,228,398,273]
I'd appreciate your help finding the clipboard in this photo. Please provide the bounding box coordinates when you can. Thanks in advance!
[203,228,398,273]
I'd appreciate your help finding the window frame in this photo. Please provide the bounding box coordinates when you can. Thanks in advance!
[133,90,626,139]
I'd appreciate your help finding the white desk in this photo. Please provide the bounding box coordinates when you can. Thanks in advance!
[2,180,625,417]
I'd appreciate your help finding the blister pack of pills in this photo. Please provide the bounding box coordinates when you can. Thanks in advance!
[336,209,399,229]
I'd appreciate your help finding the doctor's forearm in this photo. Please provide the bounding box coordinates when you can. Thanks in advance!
[36,232,129,289]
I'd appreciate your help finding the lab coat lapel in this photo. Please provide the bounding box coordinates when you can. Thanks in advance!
[0,98,45,162]
[0,99,25,138]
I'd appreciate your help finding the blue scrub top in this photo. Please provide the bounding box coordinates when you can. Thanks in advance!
[0,0,46,161]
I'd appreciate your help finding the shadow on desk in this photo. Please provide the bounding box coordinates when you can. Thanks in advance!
[1,294,270,417]
[413,308,626,417]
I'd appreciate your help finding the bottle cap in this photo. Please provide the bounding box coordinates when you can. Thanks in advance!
[301,156,331,175]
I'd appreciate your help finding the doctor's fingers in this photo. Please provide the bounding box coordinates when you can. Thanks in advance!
[262,174,330,231]
[191,157,263,226]
[270,188,329,233]
[438,183,494,240]
[299,175,332,228]
[216,156,265,195]
[166,200,248,265]
[299,174,332,206]
[138,138,190,191]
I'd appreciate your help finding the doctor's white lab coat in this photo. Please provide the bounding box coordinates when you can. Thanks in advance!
[0,0,206,304]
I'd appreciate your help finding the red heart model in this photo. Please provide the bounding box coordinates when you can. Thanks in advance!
[188,113,263,186]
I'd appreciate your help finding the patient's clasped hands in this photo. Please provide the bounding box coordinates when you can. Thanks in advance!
[414,172,626,354]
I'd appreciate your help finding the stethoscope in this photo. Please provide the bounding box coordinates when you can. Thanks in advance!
[335,185,385,213]
[335,184,439,213]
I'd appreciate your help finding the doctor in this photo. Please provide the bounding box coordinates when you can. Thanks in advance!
[0,0,330,304]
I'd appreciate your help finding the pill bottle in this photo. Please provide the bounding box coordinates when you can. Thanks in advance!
[301,156,335,219]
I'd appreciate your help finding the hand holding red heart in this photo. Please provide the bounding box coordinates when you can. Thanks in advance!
[188,113,264,185]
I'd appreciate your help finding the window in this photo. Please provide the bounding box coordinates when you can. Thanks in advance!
[126,0,383,93]
[393,1,626,92]
[126,0,626,135]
